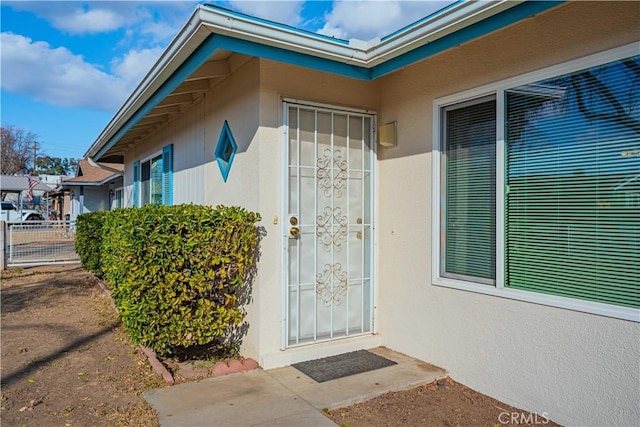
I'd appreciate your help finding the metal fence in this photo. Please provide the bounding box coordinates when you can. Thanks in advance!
[2,220,80,267]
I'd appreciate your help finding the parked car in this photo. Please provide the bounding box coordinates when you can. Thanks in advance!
[0,201,44,221]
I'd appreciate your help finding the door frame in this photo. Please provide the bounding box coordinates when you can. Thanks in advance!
[279,97,378,350]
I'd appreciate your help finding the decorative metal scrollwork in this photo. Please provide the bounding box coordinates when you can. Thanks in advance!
[316,207,348,252]
[317,148,348,197]
[316,263,348,306]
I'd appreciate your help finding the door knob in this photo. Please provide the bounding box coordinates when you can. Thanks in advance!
[290,226,300,237]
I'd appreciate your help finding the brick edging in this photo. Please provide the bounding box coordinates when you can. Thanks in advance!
[139,346,175,384]
[94,275,260,385]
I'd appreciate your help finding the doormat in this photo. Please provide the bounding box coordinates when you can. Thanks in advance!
[292,350,397,383]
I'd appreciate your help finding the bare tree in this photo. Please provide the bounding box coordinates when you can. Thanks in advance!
[1,125,39,175]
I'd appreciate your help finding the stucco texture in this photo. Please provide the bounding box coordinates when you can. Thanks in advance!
[374,2,640,426]
[116,2,639,425]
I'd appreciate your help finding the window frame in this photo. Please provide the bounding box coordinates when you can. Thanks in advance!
[138,150,163,207]
[132,144,173,208]
[113,187,124,209]
[440,95,498,286]
[431,43,639,322]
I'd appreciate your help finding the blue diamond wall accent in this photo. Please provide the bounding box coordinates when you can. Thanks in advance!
[215,120,237,182]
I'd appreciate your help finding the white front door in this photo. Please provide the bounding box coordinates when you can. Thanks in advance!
[283,101,375,347]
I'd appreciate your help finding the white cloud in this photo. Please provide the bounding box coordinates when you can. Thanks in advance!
[50,7,125,34]
[5,1,195,39]
[226,0,306,27]
[110,47,165,91]
[318,0,456,41]
[0,32,159,111]
[139,21,183,44]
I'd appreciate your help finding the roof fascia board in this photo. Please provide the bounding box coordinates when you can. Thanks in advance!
[201,4,351,46]
[371,0,564,79]
[61,174,121,188]
[93,33,222,160]
[93,32,371,161]
[214,34,371,79]
[88,1,565,161]
[198,6,368,65]
[86,7,209,158]
[367,0,520,67]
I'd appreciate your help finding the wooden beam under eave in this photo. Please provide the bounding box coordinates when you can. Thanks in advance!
[146,104,182,117]
[137,115,170,126]
[157,93,194,107]
[171,79,210,96]
[186,59,230,81]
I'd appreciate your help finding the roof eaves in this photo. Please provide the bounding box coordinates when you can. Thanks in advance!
[86,0,565,161]
[60,174,121,188]
[197,6,368,65]
[372,0,564,78]
[201,3,351,46]
[85,6,211,159]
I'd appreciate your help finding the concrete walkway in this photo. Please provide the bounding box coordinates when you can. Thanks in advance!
[144,347,447,427]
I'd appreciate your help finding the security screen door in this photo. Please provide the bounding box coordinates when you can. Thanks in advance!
[284,102,375,347]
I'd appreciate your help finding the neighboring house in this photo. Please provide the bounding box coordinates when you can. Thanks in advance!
[84,2,640,425]
[56,160,124,221]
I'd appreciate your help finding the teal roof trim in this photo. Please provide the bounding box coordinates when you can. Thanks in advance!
[94,1,565,160]
[215,34,372,80]
[372,1,564,79]
[202,3,350,45]
[95,35,223,160]
[381,0,464,42]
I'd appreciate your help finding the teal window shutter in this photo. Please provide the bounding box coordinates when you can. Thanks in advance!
[442,98,497,283]
[132,160,140,207]
[505,55,640,308]
[162,144,173,205]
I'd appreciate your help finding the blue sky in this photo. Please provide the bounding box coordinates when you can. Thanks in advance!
[1,1,454,161]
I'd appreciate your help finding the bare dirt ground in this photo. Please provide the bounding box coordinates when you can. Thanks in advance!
[328,377,560,427]
[1,265,559,427]
[1,265,162,427]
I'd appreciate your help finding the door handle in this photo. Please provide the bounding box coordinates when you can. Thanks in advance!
[288,216,300,238]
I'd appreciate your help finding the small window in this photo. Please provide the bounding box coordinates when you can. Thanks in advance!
[215,120,237,182]
[114,188,123,209]
[140,154,163,206]
[441,97,496,285]
[132,143,173,207]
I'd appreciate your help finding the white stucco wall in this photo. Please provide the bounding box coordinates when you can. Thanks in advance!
[114,2,638,424]
[254,59,380,366]
[120,56,379,362]
[121,58,265,357]
[375,2,640,426]
[68,185,110,221]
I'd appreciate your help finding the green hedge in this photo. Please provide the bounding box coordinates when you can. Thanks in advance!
[75,211,109,276]
[77,204,261,357]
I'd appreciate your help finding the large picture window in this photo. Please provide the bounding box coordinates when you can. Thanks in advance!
[433,45,639,320]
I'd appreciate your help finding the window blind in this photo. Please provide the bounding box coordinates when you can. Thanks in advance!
[443,98,497,283]
[162,144,173,206]
[132,160,140,208]
[505,55,640,308]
